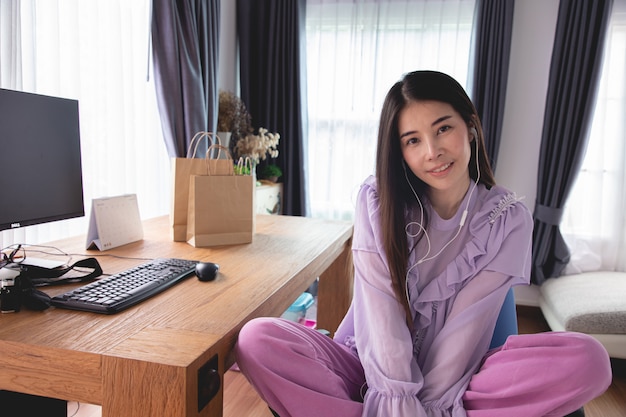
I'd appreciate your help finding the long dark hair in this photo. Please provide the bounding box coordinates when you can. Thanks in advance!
[375,70,495,324]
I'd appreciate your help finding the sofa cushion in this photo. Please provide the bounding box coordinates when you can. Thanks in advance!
[539,271,626,334]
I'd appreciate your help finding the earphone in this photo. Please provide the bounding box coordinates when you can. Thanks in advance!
[470,127,478,141]
[404,126,481,301]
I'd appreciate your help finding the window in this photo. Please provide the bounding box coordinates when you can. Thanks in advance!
[305,0,476,220]
[0,1,170,249]
[561,0,626,273]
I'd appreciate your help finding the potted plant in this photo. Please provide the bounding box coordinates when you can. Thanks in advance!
[259,163,283,182]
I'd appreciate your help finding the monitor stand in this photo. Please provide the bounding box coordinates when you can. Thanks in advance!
[0,390,67,416]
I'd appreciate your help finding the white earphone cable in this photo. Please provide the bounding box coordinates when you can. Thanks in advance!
[404,130,481,302]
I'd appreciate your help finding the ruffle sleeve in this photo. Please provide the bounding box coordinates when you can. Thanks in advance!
[347,176,429,416]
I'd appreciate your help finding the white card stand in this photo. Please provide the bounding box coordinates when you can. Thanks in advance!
[86,194,144,251]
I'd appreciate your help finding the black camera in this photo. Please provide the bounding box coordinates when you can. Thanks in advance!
[0,257,102,313]
[0,276,21,313]
[0,268,51,312]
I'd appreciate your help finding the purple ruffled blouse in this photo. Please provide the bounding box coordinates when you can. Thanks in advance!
[334,175,533,417]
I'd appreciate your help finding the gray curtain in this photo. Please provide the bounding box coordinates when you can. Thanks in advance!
[237,0,308,216]
[151,0,220,158]
[469,0,515,173]
[532,0,613,285]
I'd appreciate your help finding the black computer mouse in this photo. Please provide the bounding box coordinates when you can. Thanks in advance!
[195,262,219,282]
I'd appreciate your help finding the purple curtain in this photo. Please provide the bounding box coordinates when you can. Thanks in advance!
[532,0,613,284]
[151,0,220,158]
[237,0,308,216]
[469,0,515,173]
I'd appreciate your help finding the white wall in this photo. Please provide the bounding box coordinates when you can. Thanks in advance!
[218,0,238,93]
[497,0,560,210]
[497,0,560,305]
[218,0,564,305]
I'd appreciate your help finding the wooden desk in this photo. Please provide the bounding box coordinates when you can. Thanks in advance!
[0,215,353,417]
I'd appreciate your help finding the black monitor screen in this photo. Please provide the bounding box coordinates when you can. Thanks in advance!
[0,88,84,232]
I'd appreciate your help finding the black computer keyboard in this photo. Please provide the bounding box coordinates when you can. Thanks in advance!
[50,258,198,314]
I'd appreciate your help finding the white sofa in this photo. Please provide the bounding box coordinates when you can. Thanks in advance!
[539,271,626,359]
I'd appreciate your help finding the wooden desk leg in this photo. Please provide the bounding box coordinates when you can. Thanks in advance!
[101,356,224,417]
[316,240,353,337]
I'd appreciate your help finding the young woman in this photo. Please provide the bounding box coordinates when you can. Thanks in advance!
[234,71,612,417]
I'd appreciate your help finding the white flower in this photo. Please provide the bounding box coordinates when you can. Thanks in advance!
[235,127,280,163]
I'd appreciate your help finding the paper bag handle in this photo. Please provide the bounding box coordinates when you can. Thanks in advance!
[235,156,255,176]
[187,132,221,159]
[206,144,233,161]
[205,144,235,176]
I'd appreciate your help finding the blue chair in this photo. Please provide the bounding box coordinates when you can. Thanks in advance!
[489,288,518,349]
[489,288,586,417]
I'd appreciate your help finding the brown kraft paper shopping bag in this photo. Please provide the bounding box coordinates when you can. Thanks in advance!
[170,132,224,241]
[186,145,255,247]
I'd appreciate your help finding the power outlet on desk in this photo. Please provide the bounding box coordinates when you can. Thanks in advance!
[198,354,220,411]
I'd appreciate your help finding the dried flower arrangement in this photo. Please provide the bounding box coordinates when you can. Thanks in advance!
[217,90,253,146]
[216,90,282,180]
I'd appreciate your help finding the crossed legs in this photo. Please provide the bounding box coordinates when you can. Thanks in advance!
[235,318,611,417]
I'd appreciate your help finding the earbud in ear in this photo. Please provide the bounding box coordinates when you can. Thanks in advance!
[470,127,478,139]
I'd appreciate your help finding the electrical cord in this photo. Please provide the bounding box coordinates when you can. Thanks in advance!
[2,243,155,278]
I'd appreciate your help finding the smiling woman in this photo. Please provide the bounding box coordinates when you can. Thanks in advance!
[233,70,611,417]
[0,0,170,249]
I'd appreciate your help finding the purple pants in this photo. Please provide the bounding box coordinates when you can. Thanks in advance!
[234,318,612,417]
